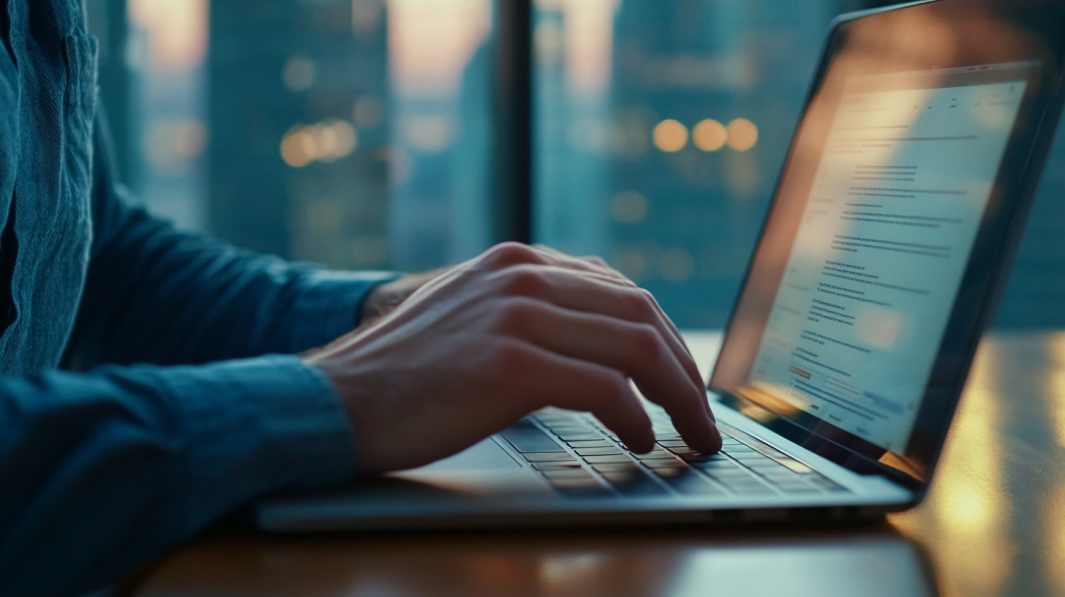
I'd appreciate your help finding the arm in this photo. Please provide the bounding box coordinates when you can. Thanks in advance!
[0,356,354,597]
[63,117,399,369]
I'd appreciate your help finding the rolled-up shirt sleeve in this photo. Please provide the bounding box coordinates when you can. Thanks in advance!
[0,355,354,597]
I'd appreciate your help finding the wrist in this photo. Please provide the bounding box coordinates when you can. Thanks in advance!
[356,269,447,327]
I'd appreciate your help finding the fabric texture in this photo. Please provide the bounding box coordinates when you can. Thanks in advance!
[0,1,399,595]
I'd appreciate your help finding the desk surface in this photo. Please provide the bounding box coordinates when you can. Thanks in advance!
[133,331,1065,597]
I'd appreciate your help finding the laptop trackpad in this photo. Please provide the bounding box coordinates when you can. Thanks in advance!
[414,436,522,472]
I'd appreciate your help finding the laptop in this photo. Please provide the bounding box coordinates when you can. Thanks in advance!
[257,0,1065,531]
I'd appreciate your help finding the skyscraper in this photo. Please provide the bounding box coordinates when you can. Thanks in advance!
[208,0,391,269]
[536,0,855,328]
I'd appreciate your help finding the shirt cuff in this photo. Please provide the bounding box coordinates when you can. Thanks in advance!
[152,354,353,530]
[289,270,401,352]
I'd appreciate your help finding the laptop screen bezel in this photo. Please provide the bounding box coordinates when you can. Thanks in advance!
[708,0,1065,491]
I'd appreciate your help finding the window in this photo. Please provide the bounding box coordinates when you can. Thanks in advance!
[534,0,866,328]
[87,0,1065,330]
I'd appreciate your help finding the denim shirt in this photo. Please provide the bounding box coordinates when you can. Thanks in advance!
[0,2,396,595]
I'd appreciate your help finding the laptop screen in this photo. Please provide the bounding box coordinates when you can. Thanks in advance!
[748,63,1033,453]
[709,0,1065,485]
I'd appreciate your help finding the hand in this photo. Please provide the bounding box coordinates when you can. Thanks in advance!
[359,267,451,326]
[306,243,721,474]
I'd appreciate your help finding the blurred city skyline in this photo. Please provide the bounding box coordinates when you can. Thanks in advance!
[86,0,1065,329]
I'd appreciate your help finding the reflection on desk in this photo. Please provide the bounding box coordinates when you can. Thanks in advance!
[133,331,1065,597]
[134,531,933,597]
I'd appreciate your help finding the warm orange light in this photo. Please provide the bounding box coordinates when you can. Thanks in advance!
[281,127,315,168]
[726,118,758,151]
[538,0,621,98]
[281,120,358,168]
[653,120,688,153]
[692,119,727,152]
[128,0,208,71]
[389,0,492,98]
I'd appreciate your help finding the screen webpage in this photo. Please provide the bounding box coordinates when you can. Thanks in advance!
[748,64,1030,452]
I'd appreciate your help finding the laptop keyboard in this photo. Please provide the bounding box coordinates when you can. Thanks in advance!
[501,409,849,499]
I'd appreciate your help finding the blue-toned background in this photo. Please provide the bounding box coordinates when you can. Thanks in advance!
[87,0,1065,330]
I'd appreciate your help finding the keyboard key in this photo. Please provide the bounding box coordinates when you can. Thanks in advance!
[730,454,770,462]
[524,453,577,463]
[533,462,583,470]
[502,420,565,453]
[557,433,602,442]
[548,427,592,436]
[643,456,685,467]
[651,467,691,479]
[566,440,614,448]
[632,449,674,459]
[758,471,800,482]
[542,469,595,480]
[694,468,745,476]
[725,483,777,496]
[592,463,642,474]
[776,484,821,494]
[575,447,623,456]
[584,455,634,464]
[677,453,720,463]
[535,416,574,424]
[691,459,734,469]
[746,462,786,471]
[599,469,642,482]
[644,459,686,469]
[705,468,755,478]
[657,440,690,448]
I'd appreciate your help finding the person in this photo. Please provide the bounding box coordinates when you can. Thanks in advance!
[0,1,720,596]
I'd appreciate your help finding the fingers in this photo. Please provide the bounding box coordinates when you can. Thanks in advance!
[488,265,707,408]
[499,299,720,453]
[505,342,655,452]
[482,246,700,384]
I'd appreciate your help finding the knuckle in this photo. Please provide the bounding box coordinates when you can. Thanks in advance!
[631,323,662,357]
[486,242,538,267]
[501,264,546,297]
[626,288,656,318]
[493,297,538,332]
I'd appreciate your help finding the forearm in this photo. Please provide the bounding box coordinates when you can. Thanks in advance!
[0,358,353,597]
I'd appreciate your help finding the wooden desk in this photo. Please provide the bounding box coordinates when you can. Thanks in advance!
[133,332,1065,597]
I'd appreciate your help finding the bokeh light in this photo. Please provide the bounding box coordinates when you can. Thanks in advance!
[726,118,759,151]
[281,120,358,168]
[653,119,689,153]
[693,119,728,152]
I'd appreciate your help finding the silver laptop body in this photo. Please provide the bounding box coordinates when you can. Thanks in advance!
[258,0,1065,532]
